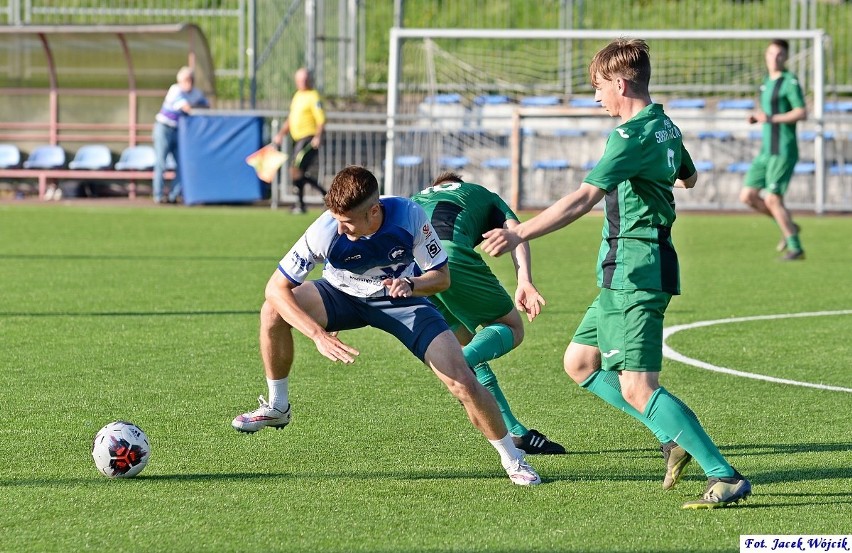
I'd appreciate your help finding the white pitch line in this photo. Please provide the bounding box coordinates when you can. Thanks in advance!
[662,310,852,393]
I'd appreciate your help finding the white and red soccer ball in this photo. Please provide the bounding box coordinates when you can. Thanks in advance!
[92,421,150,478]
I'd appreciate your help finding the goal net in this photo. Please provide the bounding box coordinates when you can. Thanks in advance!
[386,29,845,213]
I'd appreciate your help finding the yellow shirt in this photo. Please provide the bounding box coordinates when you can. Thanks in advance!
[288,89,326,141]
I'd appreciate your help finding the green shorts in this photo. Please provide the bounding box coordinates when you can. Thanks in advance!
[428,245,514,334]
[572,288,672,372]
[744,152,797,196]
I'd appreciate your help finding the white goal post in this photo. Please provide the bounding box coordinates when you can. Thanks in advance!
[385,28,832,212]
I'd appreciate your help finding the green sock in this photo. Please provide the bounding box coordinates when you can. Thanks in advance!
[474,363,528,436]
[580,370,672,444]
[787,234,802,251]
[463,324,514,367]
[643,387,734,478]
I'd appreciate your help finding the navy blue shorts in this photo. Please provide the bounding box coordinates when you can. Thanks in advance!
[312,279,449,362]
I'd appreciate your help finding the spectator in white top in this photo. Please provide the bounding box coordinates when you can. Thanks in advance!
[152,66,209,204]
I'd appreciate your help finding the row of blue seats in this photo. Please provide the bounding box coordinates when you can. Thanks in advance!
[397,155,852,176]
[0,144,174,172]
[416,125,848,141]
[425,93,852,113]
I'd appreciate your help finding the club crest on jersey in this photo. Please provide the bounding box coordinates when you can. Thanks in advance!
[421,223,432,237]
[388,246,406,261]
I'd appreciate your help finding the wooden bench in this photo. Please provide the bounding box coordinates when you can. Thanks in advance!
[0,168,175,200]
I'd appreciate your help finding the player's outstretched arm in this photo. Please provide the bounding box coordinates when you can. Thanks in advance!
[482,183,605,257]
[503,219,546,321]
[265,271,359,363]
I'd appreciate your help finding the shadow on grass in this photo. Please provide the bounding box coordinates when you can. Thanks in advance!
[0,310,256,318]
[0,253,270,262]
[0,469,547,487]
[720,493,852,509]
[721,442,852,455]
[572,441,852,459]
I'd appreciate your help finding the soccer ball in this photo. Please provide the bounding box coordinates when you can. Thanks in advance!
[92,421,150,478]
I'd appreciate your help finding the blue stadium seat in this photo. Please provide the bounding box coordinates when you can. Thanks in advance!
[553,128,587,137]
[115,145,156,170]
[717,99,755,110]
[395,155,423,167]
[668,98,707,109]
[473,94,510,106]
[748,130,763,141]
[568,97,598,108]
[532,159,570,170]
[793,162,816,175]
[520,96,560,107]
[68,144,112,170]
[726,162,752,173]
[582,160,598,171]
[825,101,852,113]
[694,160,715,172]
[799,131,835,142]
[423,93,462,105]
[439,156,469,170]
[23,145,66,169]
[829,163,852,175]
[697,131,733,141]
[481,157,511,170]
[0,144,22,169]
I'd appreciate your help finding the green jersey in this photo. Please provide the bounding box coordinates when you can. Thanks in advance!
[411,181,518,248]
[584,103,695,295]
[758,70,805,157]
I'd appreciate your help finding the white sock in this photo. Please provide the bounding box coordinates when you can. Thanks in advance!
[489,433,523,467]
[266,377,289,410]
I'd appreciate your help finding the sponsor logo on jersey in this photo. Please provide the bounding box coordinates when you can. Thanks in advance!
[426,239,442,258]
[602,349,620,358]
[290,251,313,272]
[344,254,362,262]
[654,125,682,144]
[616,128,630,139]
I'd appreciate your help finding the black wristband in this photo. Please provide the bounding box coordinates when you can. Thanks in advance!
[402,277,415,291]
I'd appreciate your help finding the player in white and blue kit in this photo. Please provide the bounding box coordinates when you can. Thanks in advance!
[232,166,540,486]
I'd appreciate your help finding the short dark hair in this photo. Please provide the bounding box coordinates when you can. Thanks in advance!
[325,165,379,214]
[589,38,651,93]
[770,39,789,53]
[431,171,464,186]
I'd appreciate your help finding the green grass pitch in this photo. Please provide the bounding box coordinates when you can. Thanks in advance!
[0,203,849,552]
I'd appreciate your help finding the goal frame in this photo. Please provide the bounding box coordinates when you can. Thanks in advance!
[385,28,829,212]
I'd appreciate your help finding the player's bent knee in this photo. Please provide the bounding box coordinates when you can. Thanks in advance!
[764,193,784,209]
[563,343,598,384]
[739,188,757,206]
[260,301,289,330]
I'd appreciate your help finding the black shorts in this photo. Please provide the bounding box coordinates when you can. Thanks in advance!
[290,136,318,174]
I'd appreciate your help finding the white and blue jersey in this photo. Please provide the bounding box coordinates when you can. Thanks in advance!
[155,84,208,128]
[278,196,447,298]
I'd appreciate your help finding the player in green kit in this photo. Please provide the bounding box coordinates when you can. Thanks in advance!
[411,172,565,455]
[481,38,752,509]
[740,39,807,260]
